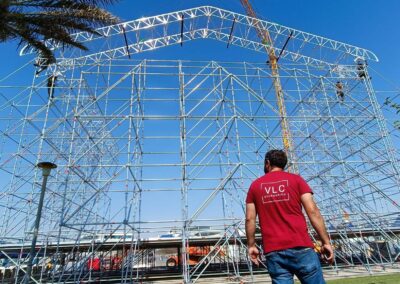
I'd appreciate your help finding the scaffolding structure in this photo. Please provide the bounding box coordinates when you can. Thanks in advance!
[0,6,400,283]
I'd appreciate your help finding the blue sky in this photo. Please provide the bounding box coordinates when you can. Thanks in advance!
[112,0,399,87]
[0,0,399,233]
[1,0,399,116]
[1,0,400,86]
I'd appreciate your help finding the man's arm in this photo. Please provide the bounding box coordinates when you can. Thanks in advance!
[245,203,260,265]
[301,193,334,263]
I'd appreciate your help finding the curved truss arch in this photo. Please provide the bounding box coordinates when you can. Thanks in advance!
[21,6,378,72]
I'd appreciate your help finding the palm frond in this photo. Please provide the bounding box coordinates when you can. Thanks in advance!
[0,0,121,71]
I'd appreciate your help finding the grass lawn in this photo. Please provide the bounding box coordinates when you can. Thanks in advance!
[325,273,400,284]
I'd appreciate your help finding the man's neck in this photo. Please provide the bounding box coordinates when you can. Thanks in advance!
[270,167,283,173]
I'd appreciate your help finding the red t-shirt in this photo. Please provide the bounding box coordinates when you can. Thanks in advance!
[246,171,314,253]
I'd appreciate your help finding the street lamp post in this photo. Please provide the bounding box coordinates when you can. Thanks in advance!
[25,162,57,284]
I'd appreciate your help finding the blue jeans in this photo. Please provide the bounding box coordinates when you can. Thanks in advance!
[265,247,325,284]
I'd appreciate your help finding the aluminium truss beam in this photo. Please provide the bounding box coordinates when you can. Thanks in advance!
[20,6,378,63]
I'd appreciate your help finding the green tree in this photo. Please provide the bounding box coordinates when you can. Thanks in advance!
[384,97,400,129]
[0,0,119,69]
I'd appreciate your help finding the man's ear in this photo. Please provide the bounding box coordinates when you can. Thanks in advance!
[264,160,269,174]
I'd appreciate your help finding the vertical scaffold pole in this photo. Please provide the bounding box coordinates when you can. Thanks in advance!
[179,61,191,283]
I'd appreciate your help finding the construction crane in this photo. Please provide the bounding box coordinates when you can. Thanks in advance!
[239,0,297,172]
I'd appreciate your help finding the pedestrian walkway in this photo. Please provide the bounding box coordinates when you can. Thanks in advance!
[150,264,400,283]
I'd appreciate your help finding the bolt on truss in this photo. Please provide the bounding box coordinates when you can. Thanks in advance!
[0,5,399,284]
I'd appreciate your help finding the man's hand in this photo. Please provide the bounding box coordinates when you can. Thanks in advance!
[301,193,334,263]
[248,245,260,266]
[246,203,259,266]
[321,243,334,264]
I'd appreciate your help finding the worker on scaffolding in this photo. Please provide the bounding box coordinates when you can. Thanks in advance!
[356,59,367,79]
[47,74,58,100]
[336,81,345,102]
[245,150,333,284]
[34,57,48,75]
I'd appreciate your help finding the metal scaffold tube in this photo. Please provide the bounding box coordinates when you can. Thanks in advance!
[0,5,399,283]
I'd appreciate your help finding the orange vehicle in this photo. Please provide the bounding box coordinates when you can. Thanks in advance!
[87,257,101,271]
[166,246,224,268]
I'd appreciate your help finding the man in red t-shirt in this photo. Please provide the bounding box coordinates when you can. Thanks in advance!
[246,150,333,284]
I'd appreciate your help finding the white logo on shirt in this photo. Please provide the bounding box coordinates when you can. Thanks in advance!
[261,180,290,204]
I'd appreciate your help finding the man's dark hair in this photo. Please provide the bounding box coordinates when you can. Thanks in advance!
[265,150,288,170]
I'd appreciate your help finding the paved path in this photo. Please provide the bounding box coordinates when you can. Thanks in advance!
[150,264,400,283]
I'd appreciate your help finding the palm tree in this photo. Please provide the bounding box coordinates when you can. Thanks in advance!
[0,0,120,69]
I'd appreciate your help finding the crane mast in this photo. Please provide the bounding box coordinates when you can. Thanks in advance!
[240,0,296,171]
